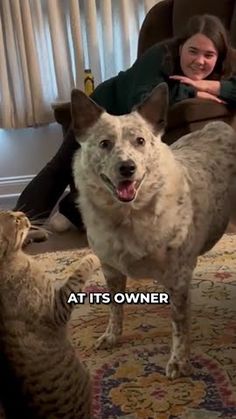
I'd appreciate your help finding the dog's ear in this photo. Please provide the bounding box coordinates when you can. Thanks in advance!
[71,89,104,136]
[135,83,169,134]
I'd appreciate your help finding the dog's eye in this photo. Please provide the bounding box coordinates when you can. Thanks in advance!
[99,140,113,150]
[136,137,145,146]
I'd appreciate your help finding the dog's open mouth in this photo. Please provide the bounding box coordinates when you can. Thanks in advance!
[116,180,138,202]
[100,174,143,202]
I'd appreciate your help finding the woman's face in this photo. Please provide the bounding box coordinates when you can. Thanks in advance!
[179,33,218,80]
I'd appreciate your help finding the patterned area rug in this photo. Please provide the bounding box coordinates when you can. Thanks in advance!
[36,234,236,419]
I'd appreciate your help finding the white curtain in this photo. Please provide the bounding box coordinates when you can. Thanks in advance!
[0,0,159,129]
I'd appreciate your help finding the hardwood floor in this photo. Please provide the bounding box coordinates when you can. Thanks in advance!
[26,229,88,255]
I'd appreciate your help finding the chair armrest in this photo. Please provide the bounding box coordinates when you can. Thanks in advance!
[167,98,231,131]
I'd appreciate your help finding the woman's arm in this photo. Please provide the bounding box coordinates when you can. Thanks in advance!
[170,76,236,106]
[219,78,236,106]
[169,77,220,95]
[196,91,226,103]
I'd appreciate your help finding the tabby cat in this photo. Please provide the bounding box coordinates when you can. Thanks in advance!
[0,210,99,418]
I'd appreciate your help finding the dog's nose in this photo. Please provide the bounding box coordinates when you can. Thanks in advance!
[118,159,136,178]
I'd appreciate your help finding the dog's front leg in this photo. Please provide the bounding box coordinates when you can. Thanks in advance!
[95,264,126,349]
[166,267,192,379]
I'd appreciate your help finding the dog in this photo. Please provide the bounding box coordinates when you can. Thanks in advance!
[71,83,236,379]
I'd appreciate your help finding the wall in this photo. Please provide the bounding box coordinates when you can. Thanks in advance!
[0,124,63,197]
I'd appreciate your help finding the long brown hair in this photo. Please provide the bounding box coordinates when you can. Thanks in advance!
[163,14,236,80]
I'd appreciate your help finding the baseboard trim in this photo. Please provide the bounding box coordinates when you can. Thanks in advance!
[0,175,35,198]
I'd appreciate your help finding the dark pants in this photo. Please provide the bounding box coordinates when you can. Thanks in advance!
[14,77,120,228]
[14,128,84,228]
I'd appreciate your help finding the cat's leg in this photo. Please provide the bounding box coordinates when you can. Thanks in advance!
[95,264,127,349]
[165,264,193,379]
[53,253,100,325]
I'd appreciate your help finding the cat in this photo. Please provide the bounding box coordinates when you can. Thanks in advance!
[0,210,99,418]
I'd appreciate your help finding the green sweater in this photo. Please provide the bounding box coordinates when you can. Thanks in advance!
[91,42,236,115]
[220,78,236,106]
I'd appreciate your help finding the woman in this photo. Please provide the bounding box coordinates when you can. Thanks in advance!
[15,14,236,233]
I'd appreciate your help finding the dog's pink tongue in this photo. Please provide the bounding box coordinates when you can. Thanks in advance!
[116,181,135,201]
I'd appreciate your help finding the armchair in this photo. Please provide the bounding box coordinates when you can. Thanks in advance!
[53,0,236,145]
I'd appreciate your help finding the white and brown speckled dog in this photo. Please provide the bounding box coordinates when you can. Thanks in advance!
[71,84,236,379]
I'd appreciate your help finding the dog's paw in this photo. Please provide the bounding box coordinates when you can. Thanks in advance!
[95,333,119,349]
[166,357,192,379]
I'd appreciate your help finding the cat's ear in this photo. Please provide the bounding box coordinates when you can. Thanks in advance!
[134,83,169,135]
[71,89,104,136]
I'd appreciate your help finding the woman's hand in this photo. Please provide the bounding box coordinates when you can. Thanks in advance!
[169,76,220,95]
[196,91,226,104]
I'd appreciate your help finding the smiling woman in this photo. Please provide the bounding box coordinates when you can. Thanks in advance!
[179,34,218,80]
[170,32,223,101]
[167,14,236,104]
[168,14,236,102]
[14,13,236,233]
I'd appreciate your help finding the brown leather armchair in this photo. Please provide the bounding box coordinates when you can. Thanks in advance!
[53,0,236,145]
[137,0,236,144]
